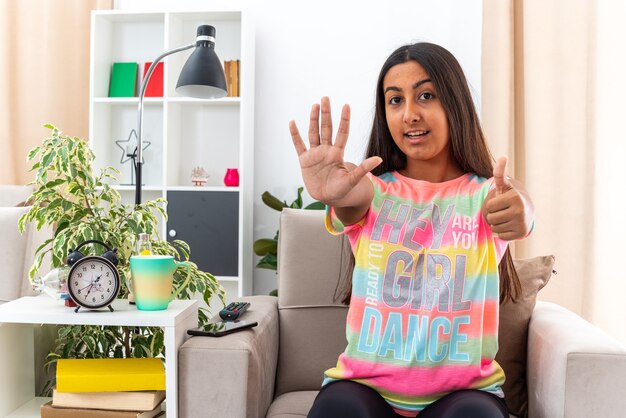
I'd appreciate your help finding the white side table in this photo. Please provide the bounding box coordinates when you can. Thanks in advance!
[0,295,198,418]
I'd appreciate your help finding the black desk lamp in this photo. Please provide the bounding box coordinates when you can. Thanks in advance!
[135,25,228,205]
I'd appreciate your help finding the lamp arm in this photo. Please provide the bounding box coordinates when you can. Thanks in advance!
[135,42,195,205]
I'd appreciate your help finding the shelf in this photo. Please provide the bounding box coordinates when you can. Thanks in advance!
[168,10,242,22]
[92,10,165,23]
[167,97,240,104]
[109,186,241,198]
[92,97,240,105]
[0,295,190,418]
[215,276,241,282]
[0,295,197,328]
[112,185,164,192]
[166,186,239,192]
[6,397,50,418]
[93,97,164,104]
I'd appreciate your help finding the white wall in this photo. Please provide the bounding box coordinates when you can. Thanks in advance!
[115,0,483,295]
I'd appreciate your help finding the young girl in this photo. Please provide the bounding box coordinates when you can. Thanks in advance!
[289,43,534,418]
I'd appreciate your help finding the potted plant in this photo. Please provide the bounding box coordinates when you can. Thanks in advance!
[253,188,324,295]
[18,125,225,392]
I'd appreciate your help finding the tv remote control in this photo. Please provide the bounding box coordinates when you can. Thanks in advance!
[219,301,251,321]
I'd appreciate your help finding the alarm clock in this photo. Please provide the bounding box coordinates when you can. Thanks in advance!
[66,240,120,313]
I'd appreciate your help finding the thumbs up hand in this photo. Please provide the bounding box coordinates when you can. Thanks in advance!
[482,157,535,241]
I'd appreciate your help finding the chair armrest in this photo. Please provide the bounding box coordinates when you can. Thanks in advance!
[527,301,626,418]
[179,295,279,418]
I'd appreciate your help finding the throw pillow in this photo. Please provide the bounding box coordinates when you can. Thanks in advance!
[497,255,556,418]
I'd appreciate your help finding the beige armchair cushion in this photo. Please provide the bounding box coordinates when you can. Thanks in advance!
[0,185,33,207]
[0,207,31,303]
[275,209,352,397]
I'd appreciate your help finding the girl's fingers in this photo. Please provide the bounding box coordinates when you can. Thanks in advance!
[489,219,516,234]
[485,208,513,227]
[289,120,307,156]
[493,231,518,241]
[320,97,333,145]
[308,103,321,147]
[300,98,350,151]
[335,104,351,149]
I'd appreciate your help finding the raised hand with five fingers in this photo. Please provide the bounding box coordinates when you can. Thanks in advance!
[482,156,535,241]
[290,97,382,224]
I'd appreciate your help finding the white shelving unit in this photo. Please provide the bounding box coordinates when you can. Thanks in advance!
[0,296,197,418]
[89,10,255,307]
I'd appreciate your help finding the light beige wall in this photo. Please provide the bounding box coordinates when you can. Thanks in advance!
[0,0,112,185]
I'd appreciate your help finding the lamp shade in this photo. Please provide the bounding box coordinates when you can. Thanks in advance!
[176,25,228,99]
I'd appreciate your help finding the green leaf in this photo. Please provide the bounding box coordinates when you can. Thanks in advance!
[256,261,278,270]
[150,330,164,355]
[114,346,124,358]
[198,309,208,325]
[261,191,287,212]
[34,238,54,258]
[253,238,277,256]
[305,201,325,210]
[53,234,67,258]
[83,335,96,355]
[60,146,69,173]
[44,179,65,189]
[47,198,63,211]
[256,252,278,270]
[18,212,28,233]
[58,326,72,339]
[27,146,41,161]
[289,187,304,209]
[41,151,56,169]
[56,220,70,236]
[62,338,76,358]
[125,218,139,234]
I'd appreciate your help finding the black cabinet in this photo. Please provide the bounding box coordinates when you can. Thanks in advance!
[166,191,239,277]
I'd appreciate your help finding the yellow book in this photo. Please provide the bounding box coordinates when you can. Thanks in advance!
[56,358,165,393]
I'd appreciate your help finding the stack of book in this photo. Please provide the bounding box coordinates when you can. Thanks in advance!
[41,358,166,418]
[224,60,240,97]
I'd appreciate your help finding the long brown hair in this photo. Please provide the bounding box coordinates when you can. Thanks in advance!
[339,42,521,305]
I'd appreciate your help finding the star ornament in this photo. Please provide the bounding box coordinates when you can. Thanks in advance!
[114,129,151,164]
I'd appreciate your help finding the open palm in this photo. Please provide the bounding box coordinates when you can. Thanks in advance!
[289,97,381,205]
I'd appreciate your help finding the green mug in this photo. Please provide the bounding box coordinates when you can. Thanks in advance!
[129,255,192,311]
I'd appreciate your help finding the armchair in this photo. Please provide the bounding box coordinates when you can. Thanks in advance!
[179,209,626,418]
[0,185,43,304]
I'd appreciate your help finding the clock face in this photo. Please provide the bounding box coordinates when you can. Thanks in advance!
[67,256,120,309]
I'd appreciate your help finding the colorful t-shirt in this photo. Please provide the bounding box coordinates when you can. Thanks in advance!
[323,171,509,417]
